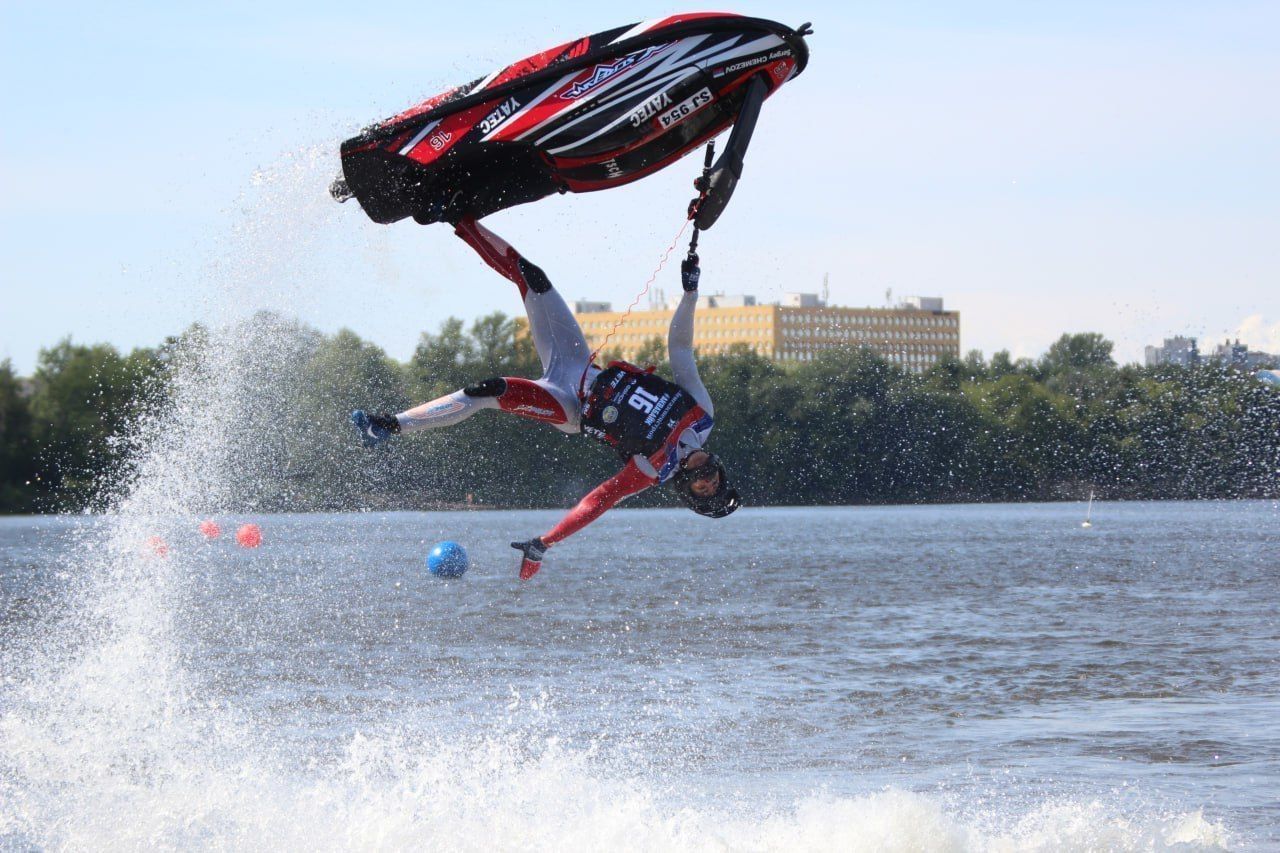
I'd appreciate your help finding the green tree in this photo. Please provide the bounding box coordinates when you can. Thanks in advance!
[988,350,1017,378]
[633,335,668,370]
[1040,332,1115,373]
[700,345,795,504]
[0,360,37,512]
[6,322,1280,515]
[469,312,537,376]
[27,339,149,507]
[785,347,901,504]
[964,373,1087,499]
[407,317,474,399]
[245,328,409,511]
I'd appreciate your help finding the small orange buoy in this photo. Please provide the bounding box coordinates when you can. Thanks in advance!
[146,535,169,558]
[199,519,221,539]
[236,523,262,548]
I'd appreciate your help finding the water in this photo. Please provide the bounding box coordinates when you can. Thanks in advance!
[2,152,1275,849]
[2,501,1276,850]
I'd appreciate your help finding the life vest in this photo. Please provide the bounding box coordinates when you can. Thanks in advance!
[581,361,701,461]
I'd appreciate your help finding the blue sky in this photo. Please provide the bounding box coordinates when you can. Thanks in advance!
[2,0,1277,373]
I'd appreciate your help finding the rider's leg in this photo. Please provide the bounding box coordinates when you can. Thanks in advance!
[396,385,498,434]
[453,217,591,388]
[396,377,573,435]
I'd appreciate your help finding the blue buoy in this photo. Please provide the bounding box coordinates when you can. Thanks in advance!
[427,541,469,578]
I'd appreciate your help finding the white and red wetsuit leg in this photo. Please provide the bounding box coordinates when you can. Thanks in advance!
[540,458,657,546]
[396,377,573,431]
[396,217,595,435]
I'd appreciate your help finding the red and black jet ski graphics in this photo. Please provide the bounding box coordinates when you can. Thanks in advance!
[336,13,809,225]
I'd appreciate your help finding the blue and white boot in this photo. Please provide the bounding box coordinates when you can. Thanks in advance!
[351,410,399,448]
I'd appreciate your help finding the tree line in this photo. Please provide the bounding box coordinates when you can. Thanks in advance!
[1,316,1277,514]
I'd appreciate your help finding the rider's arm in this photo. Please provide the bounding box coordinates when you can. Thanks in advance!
[668,258,714,415]
[540,458,657,545]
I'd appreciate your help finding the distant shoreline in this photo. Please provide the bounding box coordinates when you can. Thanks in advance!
[5,328,1277,515]
[4,495,1275,520]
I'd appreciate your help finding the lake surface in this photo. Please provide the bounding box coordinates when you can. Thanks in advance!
[1,501,1277,850]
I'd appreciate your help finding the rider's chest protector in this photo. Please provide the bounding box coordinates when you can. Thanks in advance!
[581,362,697,459]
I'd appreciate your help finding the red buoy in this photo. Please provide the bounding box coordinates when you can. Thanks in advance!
[145,535,169,558]
[235,523,262,548]
[199,519,221,540]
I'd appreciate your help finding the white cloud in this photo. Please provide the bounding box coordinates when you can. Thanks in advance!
[1233,315,1280,354]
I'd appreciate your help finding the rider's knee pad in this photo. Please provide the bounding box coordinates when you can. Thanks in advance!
[517,259,553,294]
[463,377,507,398]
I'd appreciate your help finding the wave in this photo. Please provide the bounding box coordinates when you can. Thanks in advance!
[0,151,1239,853]
[1,699,1232,851]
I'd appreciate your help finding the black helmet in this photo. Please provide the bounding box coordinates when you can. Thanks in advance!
[671,451,741,518]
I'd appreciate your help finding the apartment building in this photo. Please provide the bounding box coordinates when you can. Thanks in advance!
[573,293,961,373]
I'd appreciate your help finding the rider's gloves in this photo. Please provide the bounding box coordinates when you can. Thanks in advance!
[511,537,548,580]
[681,253,700,292]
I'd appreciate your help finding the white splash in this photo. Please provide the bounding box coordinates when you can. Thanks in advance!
[0,150,1238,852]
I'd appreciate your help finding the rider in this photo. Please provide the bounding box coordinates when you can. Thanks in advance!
[351,217,739,579]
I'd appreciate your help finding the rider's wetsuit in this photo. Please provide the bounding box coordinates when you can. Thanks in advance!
[394,217,714,550]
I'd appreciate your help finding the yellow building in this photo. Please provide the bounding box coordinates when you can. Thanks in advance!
[573,294,961,374]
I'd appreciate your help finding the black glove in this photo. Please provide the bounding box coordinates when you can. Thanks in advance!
[511,537,548,580]
[681,252,700,292]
